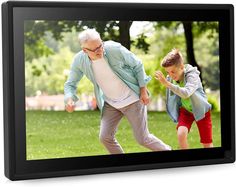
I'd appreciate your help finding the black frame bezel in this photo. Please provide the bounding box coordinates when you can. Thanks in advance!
[1,1,235,180]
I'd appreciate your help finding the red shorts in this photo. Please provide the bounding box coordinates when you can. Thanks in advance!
[177,107,213,144]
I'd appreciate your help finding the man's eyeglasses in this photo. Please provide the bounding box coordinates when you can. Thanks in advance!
[84,42,103,53]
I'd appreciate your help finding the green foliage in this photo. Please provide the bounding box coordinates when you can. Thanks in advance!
[194,29,219,90]
[24,38,54,62]
[154,21,182,31]
[25,47,74,96]
[26,111,221,160]
[24,20,79,62]
[25,45,94,96]
[25,21,220,98]
[202,61,220,90]
[207,95,220,112]
[193,22,219,38]
[78,21,120,42]
[131,33,150,54]
[25,20,151,62]
[133,21,186,97]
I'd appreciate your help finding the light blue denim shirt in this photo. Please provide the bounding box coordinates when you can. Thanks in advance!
[64,40,151,111]
[166,64,211,123]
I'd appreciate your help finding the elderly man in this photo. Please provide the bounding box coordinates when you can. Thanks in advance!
[64,28,171,154]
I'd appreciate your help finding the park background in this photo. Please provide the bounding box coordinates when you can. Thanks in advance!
[25,20,221,160]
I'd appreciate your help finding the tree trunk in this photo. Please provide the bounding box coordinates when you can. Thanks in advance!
[119,21,133,50]
[182,21,203,84]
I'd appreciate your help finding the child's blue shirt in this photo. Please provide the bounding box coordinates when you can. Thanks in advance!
[166,64,211,122]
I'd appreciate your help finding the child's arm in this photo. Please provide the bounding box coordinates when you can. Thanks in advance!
[155,70,200,99]
[155,71,171,88]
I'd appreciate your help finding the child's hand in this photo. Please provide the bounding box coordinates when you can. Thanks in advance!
[155,71,171,88]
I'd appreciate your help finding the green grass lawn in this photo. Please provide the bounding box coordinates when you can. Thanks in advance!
[26,110,221,160]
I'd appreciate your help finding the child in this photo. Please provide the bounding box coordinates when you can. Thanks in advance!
[155,48,213,149]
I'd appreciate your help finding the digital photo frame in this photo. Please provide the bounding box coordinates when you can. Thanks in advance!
[1,1,235,180]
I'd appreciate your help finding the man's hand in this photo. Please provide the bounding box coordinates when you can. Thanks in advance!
[155,70,171,88]
[140,87,149,105]
[65,98,75,113]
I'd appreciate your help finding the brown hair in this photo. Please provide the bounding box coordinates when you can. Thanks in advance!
[161,48,184,67]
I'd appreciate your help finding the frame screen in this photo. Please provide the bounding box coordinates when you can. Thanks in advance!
[2,1,235,180]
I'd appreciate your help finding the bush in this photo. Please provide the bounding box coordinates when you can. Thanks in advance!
[207,95,220,112]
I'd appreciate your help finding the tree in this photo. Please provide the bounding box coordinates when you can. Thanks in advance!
[24,20,79,62]
[183,21,219,84]
[24,20,151,62]
[25,20,219,96]
[182,22,201,75]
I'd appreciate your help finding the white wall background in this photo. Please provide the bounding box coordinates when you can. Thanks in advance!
[0,0,235,186]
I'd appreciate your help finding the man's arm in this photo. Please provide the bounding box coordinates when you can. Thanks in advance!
[119,46,151,105]
[64,60,84,112]
[140,86,149,105]
[119,45,151,88]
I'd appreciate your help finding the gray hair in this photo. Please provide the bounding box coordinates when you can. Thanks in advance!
[78,29,101,47]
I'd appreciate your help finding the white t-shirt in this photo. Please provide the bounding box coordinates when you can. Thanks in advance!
[91,58,139,109]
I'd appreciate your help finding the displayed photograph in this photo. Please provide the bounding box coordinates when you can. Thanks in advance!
[25,20,221,160]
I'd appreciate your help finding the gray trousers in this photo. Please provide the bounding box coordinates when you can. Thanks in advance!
[99,101,171,154]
